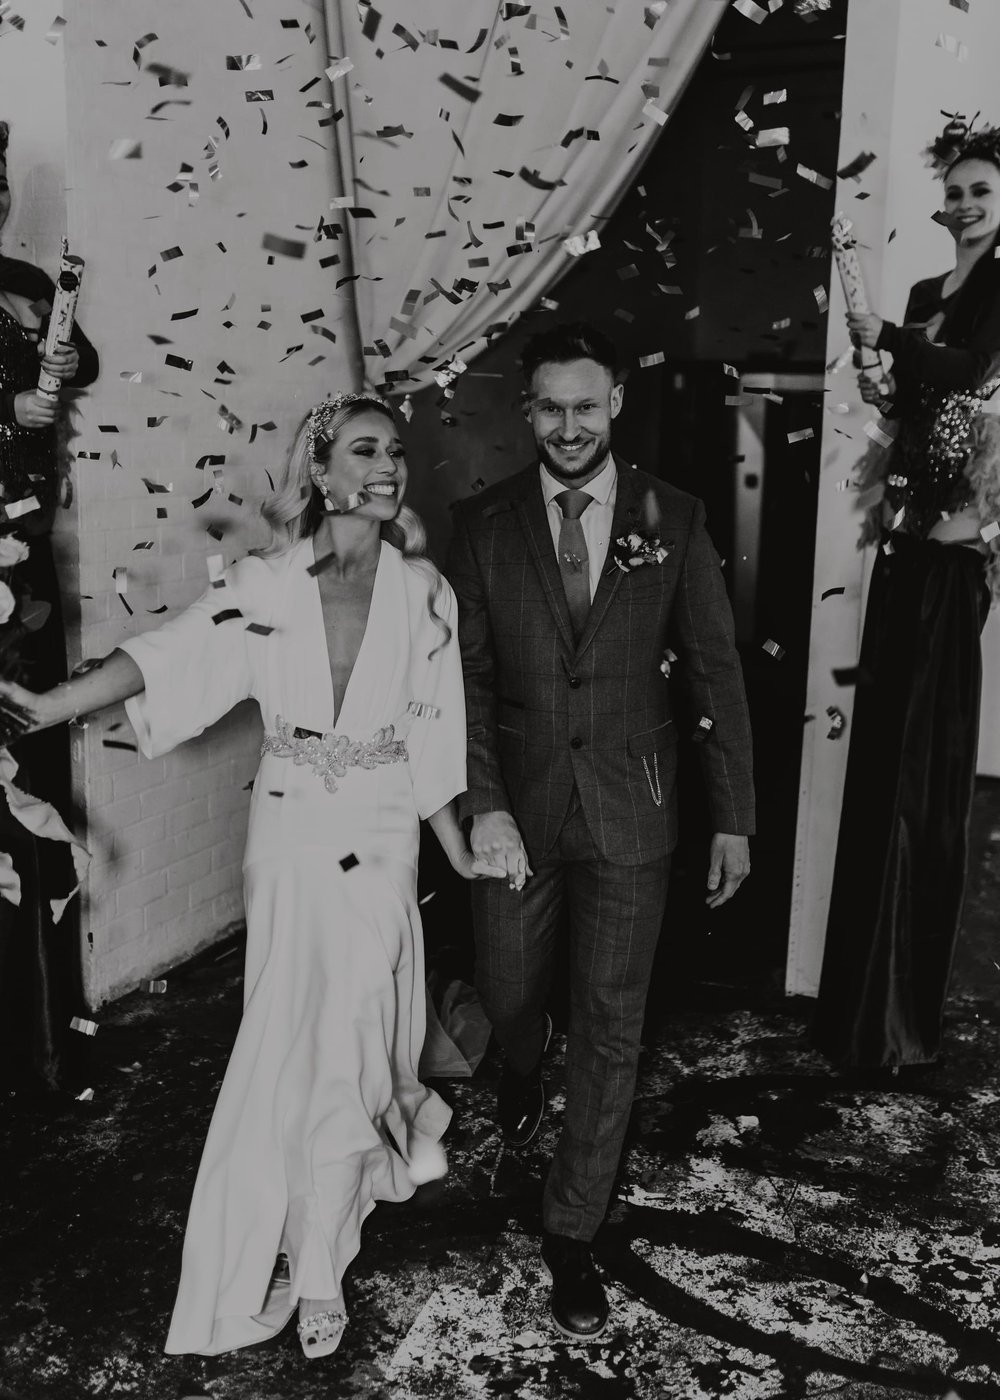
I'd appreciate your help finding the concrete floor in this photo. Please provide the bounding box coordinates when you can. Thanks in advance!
[3,783,999,1400]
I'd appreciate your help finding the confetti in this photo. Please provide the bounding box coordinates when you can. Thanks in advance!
[70,1017,98,1036]
[4,496,40,519]
[439,73,481,103]
[733,0,768,21]
[837,150,877,180]
[562,230,601,258]
[407,702,441,719]
[326,56,354,81]
[212,609,243,625]
[756,127,790,148]
[762,639,786,659]
[821,586,846,600]
[339,853,360,872]
[981,521,1000,543]
[864,421,894,449]
[639,352,666,368]
[826,706,846,739]
[642,99,668,127]
[763,89,787,104]
[787,428,814,443]
[147,979,168,994]
[306,551,338,578]
[261,233,307,259]
[797,163,833,190]
[832,665,871,686]
[691,716,714,743]
[108,138,142,160]
[935,33,969,61]
[76,1087,95,1102]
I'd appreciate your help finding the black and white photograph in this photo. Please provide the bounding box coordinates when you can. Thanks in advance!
[1,1,999,1397]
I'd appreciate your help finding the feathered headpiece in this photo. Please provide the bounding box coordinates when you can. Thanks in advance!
[306,391,391,460]
[923,113,1000,176]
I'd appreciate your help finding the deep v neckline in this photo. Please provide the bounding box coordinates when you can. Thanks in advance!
[310,536,385,730]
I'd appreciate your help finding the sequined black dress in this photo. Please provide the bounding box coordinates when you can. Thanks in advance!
[0,254,98,1093]
[813,272,999,1069]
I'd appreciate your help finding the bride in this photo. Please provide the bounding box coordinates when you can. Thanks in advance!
[0,391,503,1359]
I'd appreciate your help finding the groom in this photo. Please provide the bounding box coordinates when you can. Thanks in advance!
[447,322,755,1340]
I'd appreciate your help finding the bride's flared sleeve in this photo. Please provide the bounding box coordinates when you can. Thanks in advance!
[406,576,467,821]
[118,557,265,759]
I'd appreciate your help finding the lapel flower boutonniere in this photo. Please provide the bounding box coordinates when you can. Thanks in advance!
[609,529,673,575]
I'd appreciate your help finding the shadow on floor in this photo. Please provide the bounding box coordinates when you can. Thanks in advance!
[2,783,998,1400]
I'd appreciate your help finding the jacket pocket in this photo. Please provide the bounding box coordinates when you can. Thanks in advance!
[626,720,675,757]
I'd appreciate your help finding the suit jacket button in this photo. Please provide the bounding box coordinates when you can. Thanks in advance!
[570,736,583,749]
[568,675,581,688]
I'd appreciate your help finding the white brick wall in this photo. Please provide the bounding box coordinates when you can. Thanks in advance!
[4,4,359,1007]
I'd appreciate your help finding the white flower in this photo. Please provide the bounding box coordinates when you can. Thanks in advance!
[0,536,29,568]
[0,580,16,624]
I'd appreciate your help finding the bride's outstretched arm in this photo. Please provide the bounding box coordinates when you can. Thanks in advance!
[0,649,145,739]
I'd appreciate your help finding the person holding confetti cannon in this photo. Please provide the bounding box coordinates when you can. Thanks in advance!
[0,118,99,1097]
[814,118,1000,1073]
[0,392,508,1360]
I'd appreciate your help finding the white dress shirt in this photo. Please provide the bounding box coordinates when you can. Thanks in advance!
[539,455,617,603]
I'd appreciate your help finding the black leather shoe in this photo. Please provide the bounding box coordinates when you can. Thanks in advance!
[497,1013,552,1147]
[540,1231,609,1341]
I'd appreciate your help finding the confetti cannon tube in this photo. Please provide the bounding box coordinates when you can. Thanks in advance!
[830,214,883,383]
[36,238,85,404]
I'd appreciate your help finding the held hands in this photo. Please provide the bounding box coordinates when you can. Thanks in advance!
[470,810,533,892]
[452,848,510,882]
[705,833,750,909]
[846,310,883,350]
[37,338,79,383]
[13,389,58,429]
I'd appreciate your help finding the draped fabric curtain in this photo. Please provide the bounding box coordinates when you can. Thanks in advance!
[319,0,727,394]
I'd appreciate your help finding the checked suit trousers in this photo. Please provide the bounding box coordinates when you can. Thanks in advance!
[471,792,670,1241]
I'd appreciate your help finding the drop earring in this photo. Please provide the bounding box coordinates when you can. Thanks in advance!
[313,475,337,512]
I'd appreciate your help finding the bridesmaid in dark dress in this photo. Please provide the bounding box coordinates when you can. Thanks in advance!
[813,120,1000,1071]
[0,120,99,1094]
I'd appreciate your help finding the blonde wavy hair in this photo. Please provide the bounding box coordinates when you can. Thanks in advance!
[258,398,452,651]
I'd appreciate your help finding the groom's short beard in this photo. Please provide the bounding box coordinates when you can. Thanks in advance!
[536,429,611,481]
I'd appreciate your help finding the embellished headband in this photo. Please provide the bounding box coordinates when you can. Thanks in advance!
[306,391,391,461]
[923,113,1000,177]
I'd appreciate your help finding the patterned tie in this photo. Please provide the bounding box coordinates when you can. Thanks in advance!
[555,488,592,641]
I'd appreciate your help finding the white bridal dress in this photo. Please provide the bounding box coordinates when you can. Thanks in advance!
[118,538,466,1356]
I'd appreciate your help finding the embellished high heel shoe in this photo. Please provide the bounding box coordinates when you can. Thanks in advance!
[297,1303,348,1359]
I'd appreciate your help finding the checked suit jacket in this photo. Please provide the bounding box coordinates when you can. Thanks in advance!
[446,456,756,865]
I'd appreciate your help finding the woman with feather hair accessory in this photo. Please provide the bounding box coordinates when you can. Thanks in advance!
[814,117,1000,1071]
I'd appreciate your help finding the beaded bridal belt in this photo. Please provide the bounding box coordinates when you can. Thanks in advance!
[260,715,408,794]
